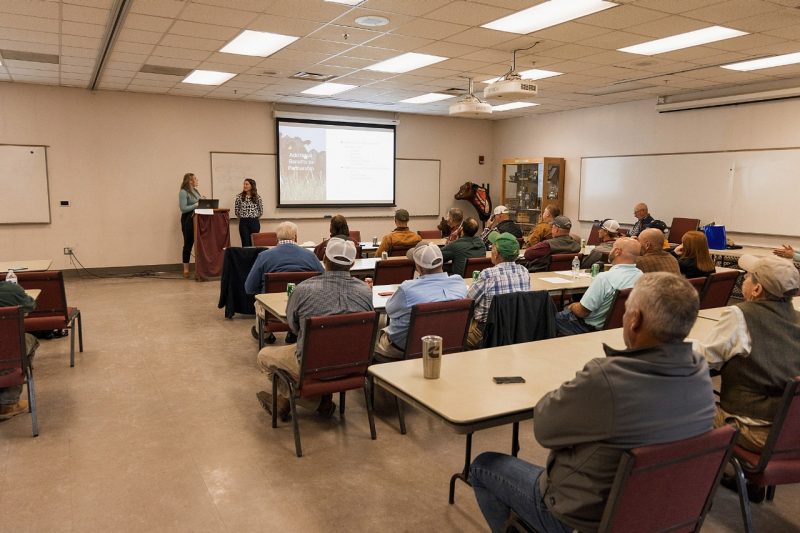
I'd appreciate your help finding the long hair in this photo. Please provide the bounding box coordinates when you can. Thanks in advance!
[329,214,349,237]
[180,173,194,191]
[681,231,715,272]
[238,178,259,201]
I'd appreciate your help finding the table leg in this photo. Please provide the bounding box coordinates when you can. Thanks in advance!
[512,422,520,457]
[449,432,473,505]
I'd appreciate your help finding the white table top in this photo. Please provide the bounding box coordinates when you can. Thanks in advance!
[0,259,53,272]
[256,283,398,322]
[368,317,719,430]
[25,289,41,300]
[709,246,774,258]
[698,296,800,321]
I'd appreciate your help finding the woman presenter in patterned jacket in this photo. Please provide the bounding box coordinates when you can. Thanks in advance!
[235,178,263,247]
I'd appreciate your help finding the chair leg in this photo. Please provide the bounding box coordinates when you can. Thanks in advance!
[257,316,264,350]
[732,459,755,533]
[77,311,83,352]
[396,396,407,435]
[271,375,279,429]
[26,368,38,437]
[339,391,346,416]
[766,485,776,501]
[289,393,302,457]
[69,319,76,367]
[364,382,376,440]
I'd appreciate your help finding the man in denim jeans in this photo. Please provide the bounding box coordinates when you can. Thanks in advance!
[470,273,715,532]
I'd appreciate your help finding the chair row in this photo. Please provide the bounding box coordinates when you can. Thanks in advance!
[586,216,700,246]
[251,229,444,248]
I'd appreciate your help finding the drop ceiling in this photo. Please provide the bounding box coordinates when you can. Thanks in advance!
[3,0,800,119]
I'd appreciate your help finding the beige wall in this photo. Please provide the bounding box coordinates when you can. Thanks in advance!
[0,83,495,268]
[492,97,800,247]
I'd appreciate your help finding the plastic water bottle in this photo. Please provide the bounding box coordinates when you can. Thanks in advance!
[571,256,580,278]
[6,269,17,284]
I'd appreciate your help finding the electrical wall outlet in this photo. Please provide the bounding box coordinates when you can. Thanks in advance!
[63,247,73,255]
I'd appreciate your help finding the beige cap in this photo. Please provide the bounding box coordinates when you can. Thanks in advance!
[738,254,800,298]
[407,243,443,269]
[325,237,356,266]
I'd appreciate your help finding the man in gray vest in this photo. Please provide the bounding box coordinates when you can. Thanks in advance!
[693,255,800,454]
[523,215,581,272]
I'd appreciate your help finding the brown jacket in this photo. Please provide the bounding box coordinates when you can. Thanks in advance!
[635,248,680,274]
[535,342,715,532]
[375,227,421,256]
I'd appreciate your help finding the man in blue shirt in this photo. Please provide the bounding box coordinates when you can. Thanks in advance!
[555,237,642,335]
[244,221,324,294]
[374,243,468,360]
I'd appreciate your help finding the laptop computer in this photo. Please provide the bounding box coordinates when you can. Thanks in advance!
[198,198,219,209]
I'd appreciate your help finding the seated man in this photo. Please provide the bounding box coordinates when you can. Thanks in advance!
[255,238,374,420]
[580,219,619,269]
[523,216,580,272]
[481,205,523,243]
[376,208,422,257]
[629,202,654,237]
[466,232,530,349]
[374,243,468,360]
[470,273,715,533]
[445,207,464,243]
[693,255,800,454]
[245,221,324,341]
[635,228,680,274]
[525,205,559,246]
[555,238,642,335]
[0,280,39,420]
[441,217,486,277]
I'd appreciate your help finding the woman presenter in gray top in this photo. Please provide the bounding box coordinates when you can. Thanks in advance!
[178,172,200,279]
[234,178,263,247]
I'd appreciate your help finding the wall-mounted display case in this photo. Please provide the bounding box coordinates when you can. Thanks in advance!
[500,157,566,230]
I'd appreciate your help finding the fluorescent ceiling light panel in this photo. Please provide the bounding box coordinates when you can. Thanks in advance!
[722,51,800,71]
[492,102,538,111]
[400,93,455,104]
[482,0,618,34]
[619,26,747,56]
[365,52,447,73]
[325,0,364,5]
[182,70,236,85]
[301,82,358,95]
[220,30,298,57]
[483,68,562,84]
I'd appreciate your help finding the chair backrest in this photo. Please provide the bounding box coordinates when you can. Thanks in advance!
[373,259,415,285]
[403,299,474,359]
[297,311,378,387]
[2,271,69,321]
[668,217,700,244]
[264,271,321,293]
[687,277,707,295]
[482,291,556,348]
[587,223,602,245]
[418,230,441,239]
[699,270,739,309]
[598,425,738,533]
[349,230,361,243]
[549,253,580,272]
[603,288,633,330]
[462,256,494,278]
[251,232,278,246]
[746,377,800,472]
[0,306,26,374]
[389,244,415,257]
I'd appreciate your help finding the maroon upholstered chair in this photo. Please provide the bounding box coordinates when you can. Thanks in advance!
[462,256,494,278]
[699,270,740,309]
[602,287,633,330]
[3,270,83,367]
[373,299,474,434]
[0,306,38,436]
[258,271,321,348]
[418,230,441,239]
[348,230,361,243]
[687,277,707,295]
[373,258,415,285]
[587,223,602,246]
[388,244,416,257]
[668,217,700,245]
[270,311,379,457]
[730,377,800,533]
[251,232,278,246]
[549,253,580,272]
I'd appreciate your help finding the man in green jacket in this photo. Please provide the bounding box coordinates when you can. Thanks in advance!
[441,217,486,277]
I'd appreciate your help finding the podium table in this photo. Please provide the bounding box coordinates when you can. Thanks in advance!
[194,209,230,281]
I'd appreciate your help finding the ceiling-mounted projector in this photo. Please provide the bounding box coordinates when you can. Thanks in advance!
[449,77,492,117]
[484,77,538,100]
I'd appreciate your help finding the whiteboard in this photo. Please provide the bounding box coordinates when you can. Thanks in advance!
[210,152,439,218]
[0,145,50,224]
[579,148,800,237]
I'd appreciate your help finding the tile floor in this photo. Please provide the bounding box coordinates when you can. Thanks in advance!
[1,275,797,532]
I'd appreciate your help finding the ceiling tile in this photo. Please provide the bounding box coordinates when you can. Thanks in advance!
[114,41,156,55]
[62,21,106,39]
[367,33,433,51]
[308,24,384,45]
[334,7,414,32]
[581,5,670,30]
[624,15,709,38]
[444,27,516,48]
[530,21,612,43]
[179,2,260,28]
[355,0,451,17]
[0,28,59,45]
[264,0,349,22]
[124,13,174,33]
[0,0,60,18]
[395,18,470,40]
[61,46,99,59]
[158,34,226,52]
[683,0,780,24]
[577,30,650,50]
[631,0,727,15]
[0,13,60,33]
[62,4,109,25]
[151,45,210,61]
[423,1,512,26]
[130,0,187,18]
[726,9,800,33]
[0,40,58,55]
[62,35,102,49]
[60,55,96,67]
[206,52,263,66]
[117,27,164,45]
[704,32,785,52]
[248,14,323,37]
[169,20,240,41]
[340,45,402,61]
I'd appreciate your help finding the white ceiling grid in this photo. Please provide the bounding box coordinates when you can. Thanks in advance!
[0,0,799,117]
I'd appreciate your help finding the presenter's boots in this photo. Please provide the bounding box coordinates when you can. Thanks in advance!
[182,263,190,279]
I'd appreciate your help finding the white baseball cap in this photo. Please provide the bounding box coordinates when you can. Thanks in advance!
[493,205,509,215]
[407,243,443,269]
[601,219,620,233]
[325,237,357,266]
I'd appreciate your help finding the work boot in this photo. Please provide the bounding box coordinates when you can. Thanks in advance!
[0,400,28,421]
[317,395,336,418]
[256,391,291,422]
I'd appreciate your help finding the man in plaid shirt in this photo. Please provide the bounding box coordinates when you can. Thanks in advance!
[466,231,530,348]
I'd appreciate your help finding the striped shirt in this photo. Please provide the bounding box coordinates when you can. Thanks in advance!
[234,194,263,219]
[467,261,531,322]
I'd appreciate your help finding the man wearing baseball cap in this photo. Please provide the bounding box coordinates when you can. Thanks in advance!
[466,232,530,348]
[481,205,523,244]
[692,255,800,458]
[374,243,467,361]
[581,219,620,269]
[375,208,422,257]
[523,215,581,272]
[256,238,374,421]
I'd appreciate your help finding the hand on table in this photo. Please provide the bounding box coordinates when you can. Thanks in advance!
[773,245,795,259]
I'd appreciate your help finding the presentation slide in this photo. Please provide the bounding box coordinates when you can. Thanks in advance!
[277,118,396,207]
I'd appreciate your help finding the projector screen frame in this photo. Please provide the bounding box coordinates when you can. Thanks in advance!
[275,116,397,209]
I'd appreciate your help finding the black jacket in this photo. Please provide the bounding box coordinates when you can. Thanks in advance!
[482,290,556,348]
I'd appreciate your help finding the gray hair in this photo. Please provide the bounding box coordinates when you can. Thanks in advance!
[276,221,298,241]
[449,207,464,223]
[627,273,699,342]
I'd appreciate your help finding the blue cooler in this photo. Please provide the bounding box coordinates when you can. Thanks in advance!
[703,225,727,250]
